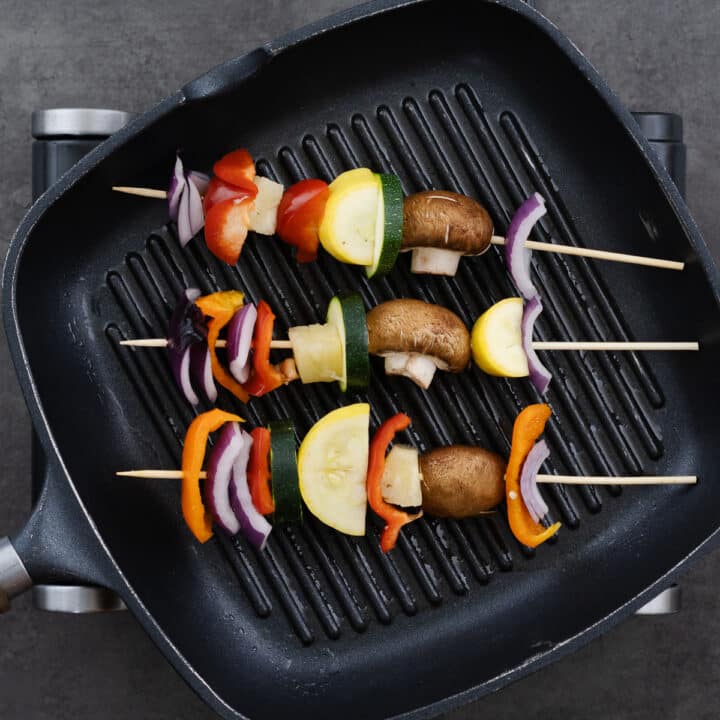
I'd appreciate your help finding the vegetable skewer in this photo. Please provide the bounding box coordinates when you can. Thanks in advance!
[117,404,697,553]
[122,289,699,404]
[117,470,697,485]
[112,150,685,275]
[114,183,681,271]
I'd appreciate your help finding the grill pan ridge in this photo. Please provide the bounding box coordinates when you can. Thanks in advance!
[4,1,720,719]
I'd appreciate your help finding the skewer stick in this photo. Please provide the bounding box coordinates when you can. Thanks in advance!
[109,188,684,271]
[112,186,168,199]
[116,469,696,485]
[120,338,697,352]
[490,235,684,271]
[119,338,294,350]
[532,341,699,352]
[536,475,697,485]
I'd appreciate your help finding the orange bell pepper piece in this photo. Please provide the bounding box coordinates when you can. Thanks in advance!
[506,404,561,548]
[247,427,275,515]
[367,413,422,552]
[194,290,250,403]
[181,408,243,543]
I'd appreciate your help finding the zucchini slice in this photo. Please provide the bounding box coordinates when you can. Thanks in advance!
[269,419,302,524]
[326,292,370,392]
[366,173,403,278]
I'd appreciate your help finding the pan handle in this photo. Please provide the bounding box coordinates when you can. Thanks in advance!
[0,537,32,613]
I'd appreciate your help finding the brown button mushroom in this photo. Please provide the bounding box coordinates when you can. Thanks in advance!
[366,299,470,388]
[420,445,506,518]
[402,191,494,276]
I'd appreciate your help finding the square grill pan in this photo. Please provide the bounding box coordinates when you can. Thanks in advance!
[4,1,720,718]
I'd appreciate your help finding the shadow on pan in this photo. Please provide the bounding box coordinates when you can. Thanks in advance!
[3,0,720,718]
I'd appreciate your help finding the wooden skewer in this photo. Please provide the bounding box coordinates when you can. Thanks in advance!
[116,469,696,485]
[119,338,294,350]
[532,341,699,352]
[120,338,698,352]
[490,235,684,271]
[536,475,697,485]
[112,186,168,199]
[109,187,684,271]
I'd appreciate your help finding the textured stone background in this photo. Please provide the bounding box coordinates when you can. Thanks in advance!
[0,1,718,718]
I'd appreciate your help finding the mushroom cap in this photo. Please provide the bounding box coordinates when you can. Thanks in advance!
[420,445,506,518]
[401,190,494,254]
[366,299,470,372]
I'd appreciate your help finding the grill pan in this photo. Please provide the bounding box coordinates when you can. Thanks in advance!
[2,0,719,718]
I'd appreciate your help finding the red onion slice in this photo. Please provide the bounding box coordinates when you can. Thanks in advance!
[168,346,199,406]
[519,439,550,523]
[190,342,218,404]
[186,173,205,239]
[188,170,210,195]
[227,303,257,384]
[205,423,245,535]
[505,193,546,300]
[521,296,553,395]
[167,288,204,405]
[230,431,272,550]
[168,155,186,222]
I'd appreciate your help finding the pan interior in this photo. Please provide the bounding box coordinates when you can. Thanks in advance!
[12,1,720,718]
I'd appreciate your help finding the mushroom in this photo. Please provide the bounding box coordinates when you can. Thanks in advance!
[366,299,470,388]
[402,190,494,276]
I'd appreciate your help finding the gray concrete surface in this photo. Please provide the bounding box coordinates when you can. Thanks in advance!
[0,0,718,718]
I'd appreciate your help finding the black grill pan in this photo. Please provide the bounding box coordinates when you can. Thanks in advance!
[3,1,719,718]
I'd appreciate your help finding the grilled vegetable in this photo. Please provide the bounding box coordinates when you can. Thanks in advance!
[470,297,527,378]
[212,148,257,191]
[276,179,329,262]
[505,404,561,548]
[287,322,344,384]
[522,296,552,394]
[319,169,381,265]
[326,293,370,392]
[181,409,243,543]
[366,173,403,278]
[247,177,284,236]
[244,300,289,397]
[380,444,422,508]
[248,427,274,515]
[226,303,257,384]
[168,155,207,247]
[229,430,272,550]
[205,422,248,536]
[505,193,545,300]
[402,190,493,276]
[420,446,505,518]
[167,288,204,405]
[269,419,302,525]
[204,197,254,265]
[366,299,470,388]
[367,413,422,552]
[189,342,217,404]
[194,291,250,402]
[298,404,370,535]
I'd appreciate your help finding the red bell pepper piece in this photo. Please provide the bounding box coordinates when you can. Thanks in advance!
[202,176,257,215]
[194,291,250,403]
[367,413,422,552]
[248,427,275,515]
[276,179,329,262]
[204,196,254,265]
[505,404,561,548]
[243,300,286,397]
[213,148,257,190]
[181,408,243,543]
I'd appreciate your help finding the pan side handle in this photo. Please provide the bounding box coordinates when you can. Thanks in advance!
[181,47,271,104]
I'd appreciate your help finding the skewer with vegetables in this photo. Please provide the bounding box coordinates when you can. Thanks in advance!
[122,287,699,404]
[113,148,686,276]
[119,404,697,552]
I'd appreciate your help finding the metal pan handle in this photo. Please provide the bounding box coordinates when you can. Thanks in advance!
[0,537,32,613]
